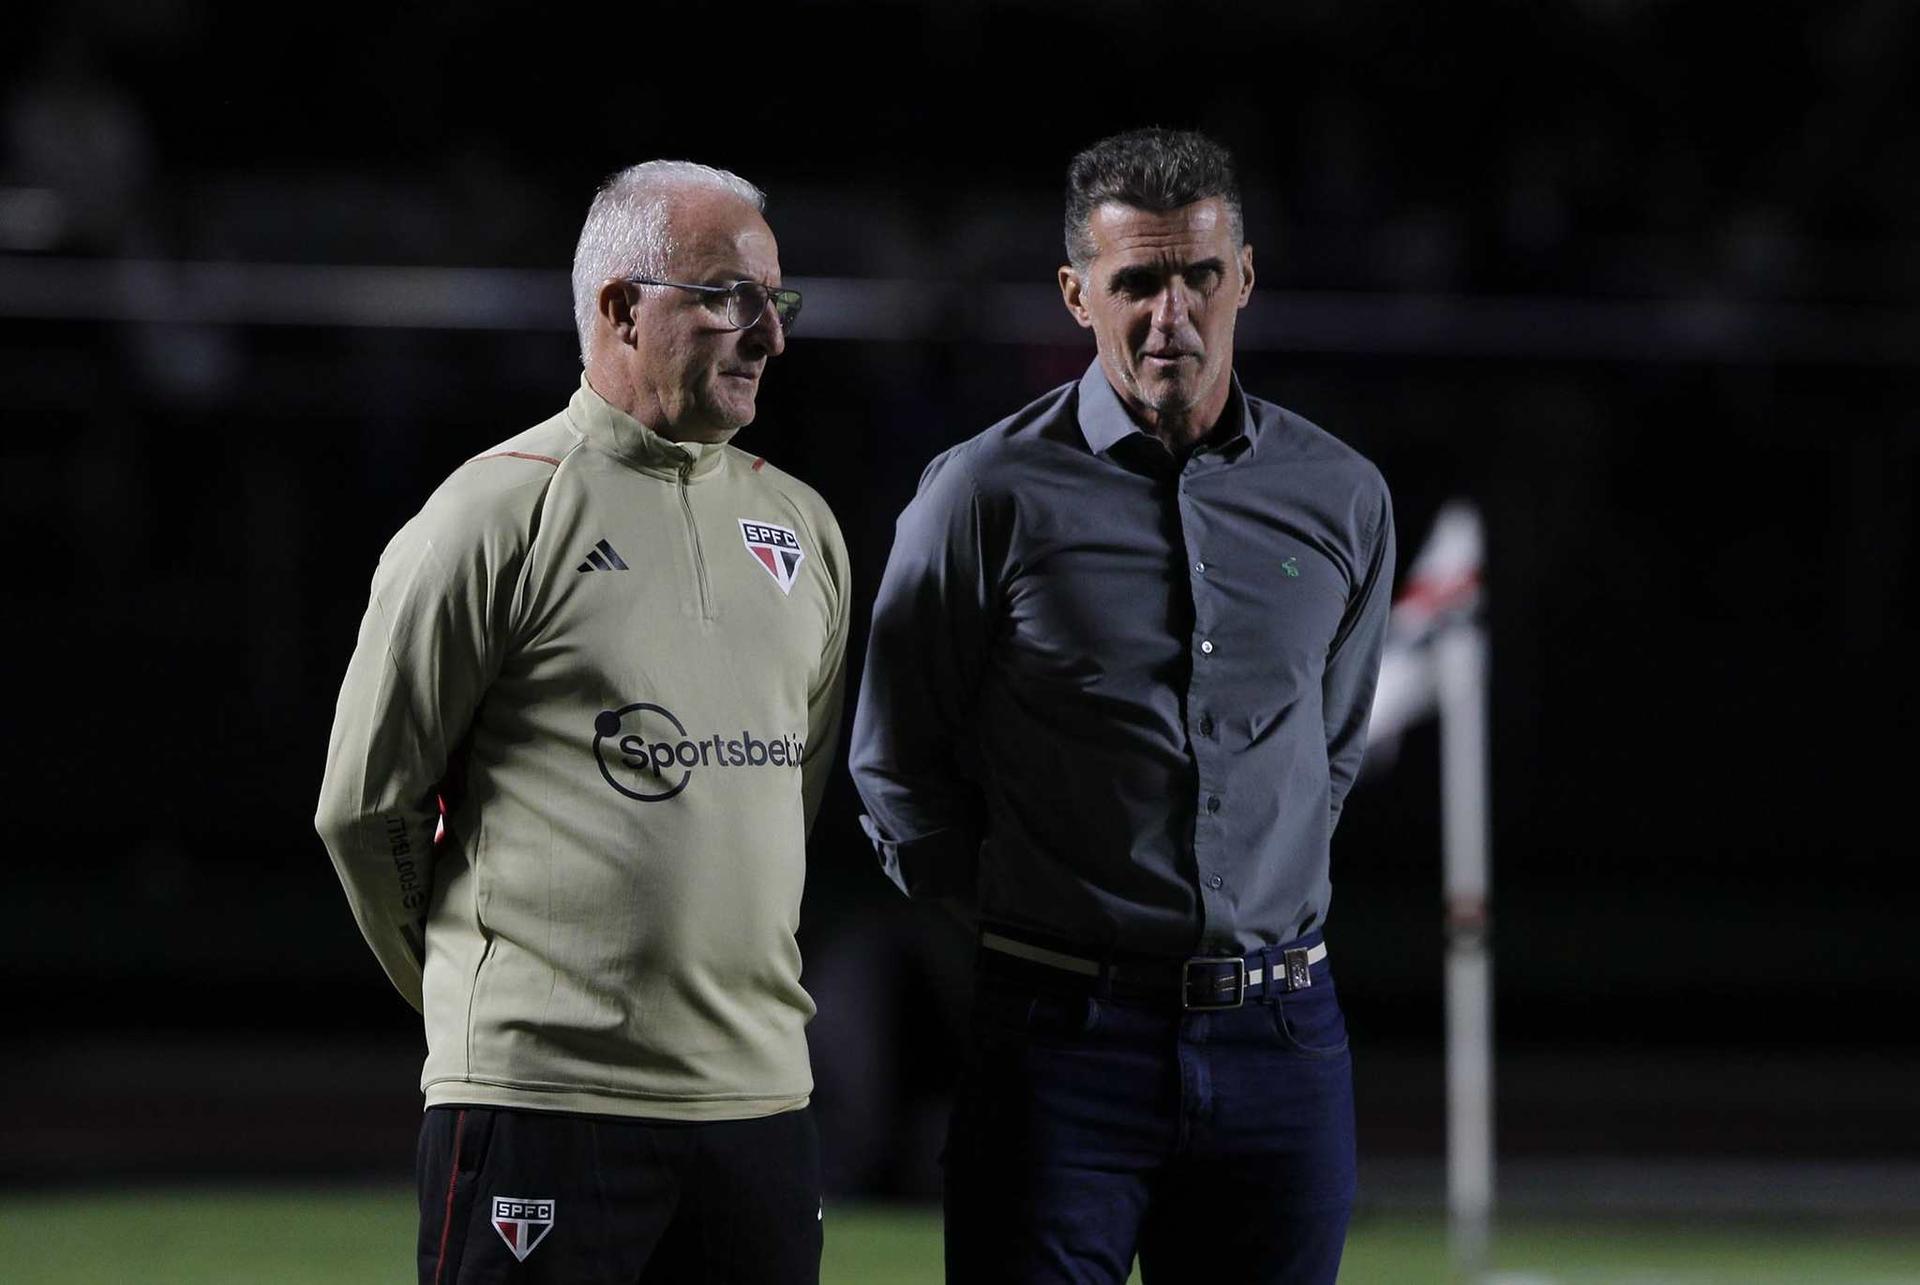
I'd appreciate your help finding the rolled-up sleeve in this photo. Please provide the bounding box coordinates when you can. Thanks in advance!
[849,449,995,903]
[1322,479,1396,832]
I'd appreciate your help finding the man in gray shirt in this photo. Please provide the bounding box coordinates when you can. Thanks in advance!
[850,129,1394,1283]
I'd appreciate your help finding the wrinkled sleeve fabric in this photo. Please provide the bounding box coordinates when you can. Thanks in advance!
[849,448,995,904]
[800,507,853,839]
[313,485,524,1011]
[1323,476,1397,834]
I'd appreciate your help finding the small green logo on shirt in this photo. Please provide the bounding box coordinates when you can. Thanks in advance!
[1282,557,1299,577]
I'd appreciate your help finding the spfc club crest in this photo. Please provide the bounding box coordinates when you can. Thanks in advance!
[491,1196,555,1262]
[740,519,806,595]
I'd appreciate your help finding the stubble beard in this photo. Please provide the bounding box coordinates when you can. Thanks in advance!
[1135,364,1201,425]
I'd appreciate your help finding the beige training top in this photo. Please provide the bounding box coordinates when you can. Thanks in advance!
[316,377,850,1120]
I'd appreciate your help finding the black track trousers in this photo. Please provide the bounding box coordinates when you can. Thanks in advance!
[417,1105,822,1284]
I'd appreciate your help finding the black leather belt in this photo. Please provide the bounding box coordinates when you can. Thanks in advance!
[978,929,1328,1011]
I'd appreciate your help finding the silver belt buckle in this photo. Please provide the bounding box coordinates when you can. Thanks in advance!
[1284,947,1313,991]
[1182,956,1247,1010]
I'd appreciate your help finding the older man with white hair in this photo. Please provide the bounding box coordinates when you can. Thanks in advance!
[316,160,848,1284]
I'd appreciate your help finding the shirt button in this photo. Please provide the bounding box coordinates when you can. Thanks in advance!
[1194,561,1206,574]
[1207,795,1221,814]
[1199,639,1214,655]
[1199,714,1215,736]
[1207,874,1224,890]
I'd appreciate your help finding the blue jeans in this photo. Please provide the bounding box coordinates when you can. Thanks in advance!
[942,937,1356,1284]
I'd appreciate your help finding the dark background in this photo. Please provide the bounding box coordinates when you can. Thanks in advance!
[4,0,1916,1207]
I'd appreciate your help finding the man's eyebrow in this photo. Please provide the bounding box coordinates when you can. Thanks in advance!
[703,270,779,287]
[1105,257,1228,290]
[1106,263,1162,290]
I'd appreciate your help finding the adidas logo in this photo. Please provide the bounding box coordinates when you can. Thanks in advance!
[577,538,630,573]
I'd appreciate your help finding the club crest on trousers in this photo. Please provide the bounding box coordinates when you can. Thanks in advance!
[491,1197,555,1262]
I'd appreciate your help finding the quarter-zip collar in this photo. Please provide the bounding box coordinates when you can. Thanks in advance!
[566,376,731,481]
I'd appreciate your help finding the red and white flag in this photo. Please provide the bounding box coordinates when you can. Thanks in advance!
[1366,501,1483,760]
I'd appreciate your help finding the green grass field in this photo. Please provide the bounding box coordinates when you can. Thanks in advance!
[1,1188,1917,1283]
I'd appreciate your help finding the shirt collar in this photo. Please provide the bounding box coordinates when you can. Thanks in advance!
[566,375,731,479]
[1074,360,1256,460]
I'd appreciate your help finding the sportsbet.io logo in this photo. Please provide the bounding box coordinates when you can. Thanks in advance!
[591,702,804,802]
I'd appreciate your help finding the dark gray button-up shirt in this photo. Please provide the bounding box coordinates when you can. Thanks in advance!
[850,362,1395,957]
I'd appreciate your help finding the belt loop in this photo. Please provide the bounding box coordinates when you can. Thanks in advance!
[1254,944,1279,1004]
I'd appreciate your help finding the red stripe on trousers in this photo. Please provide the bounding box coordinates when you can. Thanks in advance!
[432,1109,468,1285]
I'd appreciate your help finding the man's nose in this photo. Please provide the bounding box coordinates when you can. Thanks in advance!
[742,299,786,357]
[1151,284,1190,331]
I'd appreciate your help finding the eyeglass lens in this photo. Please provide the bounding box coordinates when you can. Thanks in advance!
[728,282,801,332]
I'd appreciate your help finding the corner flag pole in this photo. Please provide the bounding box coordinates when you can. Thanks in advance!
[1436,617,1493,1280]
[1362,500,1494,1278]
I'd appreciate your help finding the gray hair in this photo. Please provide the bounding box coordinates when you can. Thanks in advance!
[571,160,767,364]
[1064,128,1243,273]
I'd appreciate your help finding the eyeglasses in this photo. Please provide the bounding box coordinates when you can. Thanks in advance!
[625,276,802,333]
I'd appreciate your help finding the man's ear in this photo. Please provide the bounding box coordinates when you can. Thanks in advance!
[599,279,640,345]
[1236,243,1255,308]
[1058,265,1094,330]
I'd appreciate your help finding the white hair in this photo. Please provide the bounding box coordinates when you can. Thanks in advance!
[570,160,767,364]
